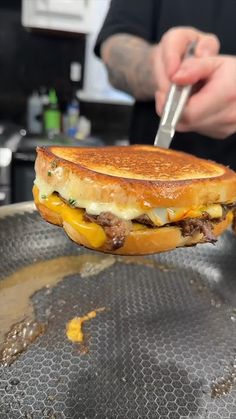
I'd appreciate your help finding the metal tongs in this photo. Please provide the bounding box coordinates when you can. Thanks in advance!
[154,41,197,148]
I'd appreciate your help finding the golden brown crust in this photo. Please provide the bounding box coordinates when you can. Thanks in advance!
[35,197,232,255]
[35,199,63,227]
[35,145,236,209]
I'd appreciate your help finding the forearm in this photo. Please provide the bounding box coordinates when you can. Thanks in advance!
[101,34,157,100]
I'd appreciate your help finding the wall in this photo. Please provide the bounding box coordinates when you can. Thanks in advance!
[0,0,86,125]
[80,0,133,142]
[0,0,132,143]
[81,0,133,105]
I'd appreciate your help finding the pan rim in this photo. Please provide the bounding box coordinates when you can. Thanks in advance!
[0,201,36,218]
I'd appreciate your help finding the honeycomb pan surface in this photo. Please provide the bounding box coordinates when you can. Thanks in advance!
[0,204,236,419]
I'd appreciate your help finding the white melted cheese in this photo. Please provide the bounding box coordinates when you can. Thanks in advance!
[34,176,223,226]
[34,176,142,220]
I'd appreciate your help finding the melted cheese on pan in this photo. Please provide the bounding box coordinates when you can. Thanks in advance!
[66,308,105,343]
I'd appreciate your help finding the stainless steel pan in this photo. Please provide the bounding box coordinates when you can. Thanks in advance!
[0,203,236,418]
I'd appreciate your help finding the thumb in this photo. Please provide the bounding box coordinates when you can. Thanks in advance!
[172,56,221,85]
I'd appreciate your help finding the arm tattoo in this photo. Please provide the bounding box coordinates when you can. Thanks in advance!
[101,34,156,100]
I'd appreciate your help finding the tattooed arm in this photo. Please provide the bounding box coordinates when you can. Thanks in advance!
[101,34,157,100]
[101,29,219,101]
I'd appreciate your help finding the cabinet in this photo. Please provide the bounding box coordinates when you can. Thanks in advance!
[22,0,91,33]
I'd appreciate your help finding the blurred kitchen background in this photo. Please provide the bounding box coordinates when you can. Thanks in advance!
[0,0,133,205]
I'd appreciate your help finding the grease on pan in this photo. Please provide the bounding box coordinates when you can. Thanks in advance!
[0,254,115,366]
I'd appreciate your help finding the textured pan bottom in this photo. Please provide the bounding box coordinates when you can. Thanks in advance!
[0,205,236,419]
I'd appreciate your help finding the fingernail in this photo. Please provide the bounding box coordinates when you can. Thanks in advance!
[197,47,212,57]
[173,69,186,79]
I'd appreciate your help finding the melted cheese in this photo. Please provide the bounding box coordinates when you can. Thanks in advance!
[66,308,105,343]
[149,204,223,226]
[34,176,141,220]
[34,175,223,225]
[34,179,224,238]
[33,186,106,248]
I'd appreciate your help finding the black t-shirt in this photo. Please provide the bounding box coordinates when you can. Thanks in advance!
[95,0,236,170]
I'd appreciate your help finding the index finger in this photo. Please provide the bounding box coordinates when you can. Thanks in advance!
[161,27,219,78]
[161,27,200,77]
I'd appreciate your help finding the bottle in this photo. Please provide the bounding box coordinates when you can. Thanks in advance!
[43,89,61,139]
[40,87,49,111]
[66,97,80,138]
[27,91,43,134]
[65,62,81,138]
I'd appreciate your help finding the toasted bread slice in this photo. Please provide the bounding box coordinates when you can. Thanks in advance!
[35,145,236,210]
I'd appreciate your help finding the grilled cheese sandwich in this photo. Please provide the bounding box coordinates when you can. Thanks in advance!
[33,145,236,255]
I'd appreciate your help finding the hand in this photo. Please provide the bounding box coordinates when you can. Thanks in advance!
[151,26,220,95]
[157,55,236,139]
